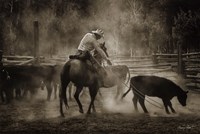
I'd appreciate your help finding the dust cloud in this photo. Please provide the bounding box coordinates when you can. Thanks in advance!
[3,0,167,57]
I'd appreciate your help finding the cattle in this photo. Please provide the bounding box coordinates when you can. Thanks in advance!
[4,65,58,101]
[0,68,12,103]
[122,75,188,114]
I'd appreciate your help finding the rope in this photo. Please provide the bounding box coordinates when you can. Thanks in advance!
[113,61,163,109]
[121,82,163,109]
[94,58,163,109]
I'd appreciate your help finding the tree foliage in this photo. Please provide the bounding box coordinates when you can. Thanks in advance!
[0,0,199,55]
[174,9,200,38]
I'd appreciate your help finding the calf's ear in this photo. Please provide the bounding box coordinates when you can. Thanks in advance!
[185,91,189,94]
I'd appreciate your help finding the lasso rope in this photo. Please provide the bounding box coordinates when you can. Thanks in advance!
[122,82,163,109]
[113,61,163,109]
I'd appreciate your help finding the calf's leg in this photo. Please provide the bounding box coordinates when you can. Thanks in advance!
[162,99,170,114]
[168,100,176,113]
[138,96,148,113]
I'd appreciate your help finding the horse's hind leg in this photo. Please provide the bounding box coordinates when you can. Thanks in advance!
[87,86,98,114]
[138,96,148,113]
[74,86,84,113]
[68,82,73,101]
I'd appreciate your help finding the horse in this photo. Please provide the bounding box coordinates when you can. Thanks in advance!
[93,43,130,99]
[59,59,130,117]
[122,75,188,114]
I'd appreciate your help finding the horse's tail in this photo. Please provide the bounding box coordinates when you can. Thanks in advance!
[60,63,70,113]
[125,66,130,85]
[121,86,132,99]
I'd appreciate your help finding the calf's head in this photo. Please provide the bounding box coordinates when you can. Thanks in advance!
[177,91,188,106]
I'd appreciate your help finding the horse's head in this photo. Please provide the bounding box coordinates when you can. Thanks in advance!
[177,91,188,106]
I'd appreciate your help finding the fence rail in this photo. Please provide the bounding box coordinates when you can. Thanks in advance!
[2,52,200,90]
[111,52,200,90]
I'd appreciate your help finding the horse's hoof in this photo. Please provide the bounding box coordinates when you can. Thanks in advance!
[87,111,91,114]
[79,109,84,113]
[172,111,176,114]
[61,113,65,117]
[65,105,69,109]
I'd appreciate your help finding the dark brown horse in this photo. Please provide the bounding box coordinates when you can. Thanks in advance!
[59,59,130,117]
[122,75,188,114]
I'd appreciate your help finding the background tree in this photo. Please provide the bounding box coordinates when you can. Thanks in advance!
[0,0,200,56]
[174,9,200,52]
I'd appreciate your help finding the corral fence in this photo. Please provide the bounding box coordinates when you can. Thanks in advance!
[111,52,200,91]
[153,52,200,90]
[1,52,200,91]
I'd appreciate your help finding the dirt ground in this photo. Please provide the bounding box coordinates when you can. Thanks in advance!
[1,84,200,134]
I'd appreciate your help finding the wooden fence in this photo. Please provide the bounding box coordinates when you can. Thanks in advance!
[110,52,200,90]
[1,51,200,90]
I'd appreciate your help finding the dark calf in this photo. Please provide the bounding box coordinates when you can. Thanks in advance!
[122,75,188,114]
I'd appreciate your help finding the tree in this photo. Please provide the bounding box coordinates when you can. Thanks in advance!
[174,9,200,52]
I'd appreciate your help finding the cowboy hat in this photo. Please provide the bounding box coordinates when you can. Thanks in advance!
[92,29,104,37]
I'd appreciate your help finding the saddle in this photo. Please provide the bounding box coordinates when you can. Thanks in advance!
[69,50,100,66]
[69,50,90,61]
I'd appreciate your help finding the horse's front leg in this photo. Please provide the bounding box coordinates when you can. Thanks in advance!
[87,86,98,114]
[74,86,84,113]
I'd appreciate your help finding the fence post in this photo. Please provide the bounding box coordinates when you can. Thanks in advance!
[152,53,158,64]
[33,20,39,64]
[130,48,133,57]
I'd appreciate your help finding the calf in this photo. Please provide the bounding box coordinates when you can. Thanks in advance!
[122,75,188,114]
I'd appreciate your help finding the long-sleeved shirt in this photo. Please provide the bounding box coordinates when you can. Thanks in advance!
[78,33,108,60]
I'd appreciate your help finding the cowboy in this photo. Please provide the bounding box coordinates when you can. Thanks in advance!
[69,29,112,65]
